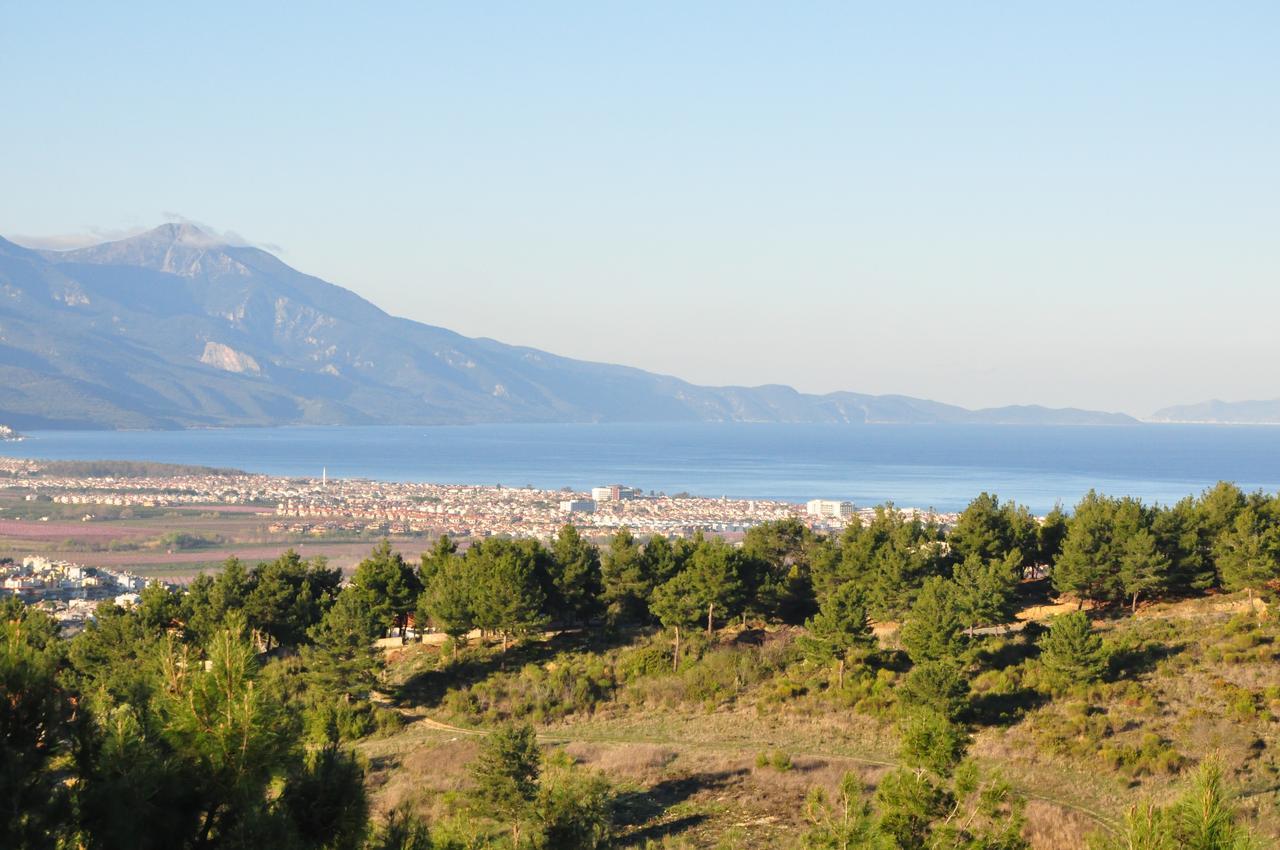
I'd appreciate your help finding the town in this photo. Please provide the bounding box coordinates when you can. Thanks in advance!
[0,456,960,631]
[0,455,955,543]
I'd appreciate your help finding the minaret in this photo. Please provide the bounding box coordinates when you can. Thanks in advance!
[322,466,327,487]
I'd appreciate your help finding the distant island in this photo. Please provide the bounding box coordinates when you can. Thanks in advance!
[1149,398,1280,425]
[0,223,1140,430]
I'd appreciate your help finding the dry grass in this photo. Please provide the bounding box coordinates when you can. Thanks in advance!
[1023,800,1095,850]
[361,594,1280,849]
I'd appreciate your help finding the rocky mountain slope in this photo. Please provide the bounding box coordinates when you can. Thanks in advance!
[0,224,1136,429]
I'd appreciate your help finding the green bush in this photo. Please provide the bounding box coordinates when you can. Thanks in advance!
[754,750,793,771]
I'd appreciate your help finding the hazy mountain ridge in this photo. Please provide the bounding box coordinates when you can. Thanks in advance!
[0,225,1137,429]
[1150,398,1280,424]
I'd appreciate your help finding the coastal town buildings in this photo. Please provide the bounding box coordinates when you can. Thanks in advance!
[1,456,957,547]
[806,499,855,519]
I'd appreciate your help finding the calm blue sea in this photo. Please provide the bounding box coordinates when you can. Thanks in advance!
[5,423,1280,513]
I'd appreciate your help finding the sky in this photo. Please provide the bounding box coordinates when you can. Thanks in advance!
[2,2,1277,417]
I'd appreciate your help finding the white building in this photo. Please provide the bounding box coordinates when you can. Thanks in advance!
[591,484,640,502]
[806,499,854,519]
[559,499,595,513]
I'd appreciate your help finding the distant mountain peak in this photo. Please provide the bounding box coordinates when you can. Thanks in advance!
[141,221,223,248]
[40,222,251,279]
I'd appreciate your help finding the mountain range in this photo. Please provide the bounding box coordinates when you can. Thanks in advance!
[0,224,1144,429]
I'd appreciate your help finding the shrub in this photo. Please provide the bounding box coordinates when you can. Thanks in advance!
[755,750,793,771]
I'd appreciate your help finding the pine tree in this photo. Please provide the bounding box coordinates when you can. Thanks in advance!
[951,552,1020,630]
[799,582,875,688]
[422,553,475,652]
[1039,611,1108,686]
[0,612,74,850]
[684,537,746,636]
[418,534,458,589]
[352,541,422,638]
[549,524,604,626]
[650,571,703,671]
[898,659,970,722]
[1119,528,1172,611]
[307,585,384,699]
[470,723,542,849]
[600,528,652,624]
[470,542,548,650]
[899,577,964,662]
[800,772,880,850]
[1214,508,1280,603]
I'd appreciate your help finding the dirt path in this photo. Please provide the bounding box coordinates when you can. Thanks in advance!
[415,715,485,736]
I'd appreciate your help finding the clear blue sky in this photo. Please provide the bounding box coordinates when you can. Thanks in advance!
[3,2,1277,416]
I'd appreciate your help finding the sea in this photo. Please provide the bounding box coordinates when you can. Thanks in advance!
[4,423,1280,514]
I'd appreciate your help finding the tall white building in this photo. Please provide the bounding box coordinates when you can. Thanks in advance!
[806,499,854,519]
[591,484,640,502]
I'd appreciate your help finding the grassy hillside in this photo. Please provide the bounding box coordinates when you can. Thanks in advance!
[360,591,1279,848]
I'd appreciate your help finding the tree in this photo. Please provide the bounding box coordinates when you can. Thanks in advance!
[874,769,951,849]
[184,557,250,646]
[351,541,422,638]
[951,552,1020,630]
[827,507,947,621]
[66,601,160,715]
[421,553,474,653]
[1164,761,1260,849]
[1214,507,1280,602]
[1151,498,1213,597]
[469,541,549,650]
[418,534,458,589]
[471,723,542,849]
[650,570,703,670]
[899,577,964,662]
[1039,612,1107,687]
[600,528,652,624]
[1053,492,1148,608]
[684,536,746,636]
[898,660,969,722]
[244,550,342,650]
[898,709,969,778]
[137,582,184,636]
[366,805,434,850]
[279,743,369,850]
[156,620,299,845]
[1091,760,1261,850]
[74,699,202,850]
[537,766,615,850]
[549,524,604,626]
[0,612,73,850]
[1119,528,1172,611]
[742,518,818,623]
[801,772,882,850]
[306,584,384,700]
[1037,504,1070,569]
[951,493,1039,576]
[800,582,875,688]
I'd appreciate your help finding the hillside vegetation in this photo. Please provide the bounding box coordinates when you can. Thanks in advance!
[3,483,1278,848]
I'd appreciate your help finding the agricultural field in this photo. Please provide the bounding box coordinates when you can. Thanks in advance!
[0,490,433,577]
